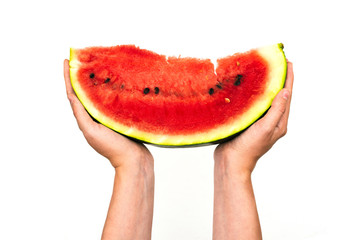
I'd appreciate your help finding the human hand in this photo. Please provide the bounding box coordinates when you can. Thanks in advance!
[63,59,153,170]
[214,61,294,176]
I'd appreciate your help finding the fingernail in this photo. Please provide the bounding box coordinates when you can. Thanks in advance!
[282,90,290,100]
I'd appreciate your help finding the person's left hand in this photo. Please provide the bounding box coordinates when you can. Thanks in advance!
[214,61,294,176]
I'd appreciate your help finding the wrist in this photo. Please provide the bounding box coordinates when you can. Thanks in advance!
[214,149,256,182]
[113,154,154,177]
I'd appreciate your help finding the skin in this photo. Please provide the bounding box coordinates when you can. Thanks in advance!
[64,59,294,240]
[213,61,294,240]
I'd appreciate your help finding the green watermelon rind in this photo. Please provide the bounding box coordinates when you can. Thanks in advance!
[69,43,287,147]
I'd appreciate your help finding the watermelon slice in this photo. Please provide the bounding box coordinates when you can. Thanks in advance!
[69,44,286,146]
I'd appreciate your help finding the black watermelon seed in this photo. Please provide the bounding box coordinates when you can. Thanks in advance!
[209,88,214,95]
[216,84,222,89]
[234,75,243,86]
[104,78,110,83]
[143,88,150,94]
[90,73,95,78]
[154,87,159,94]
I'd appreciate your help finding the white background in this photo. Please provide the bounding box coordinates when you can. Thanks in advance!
[1,0,359,239]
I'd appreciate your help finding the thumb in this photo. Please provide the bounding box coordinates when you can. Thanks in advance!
[69,94,96,133]
[262,89,290,129]
[64,59,96,133]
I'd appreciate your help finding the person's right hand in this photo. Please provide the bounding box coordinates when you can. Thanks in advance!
[214,61,294,176]
[63,59,153,170]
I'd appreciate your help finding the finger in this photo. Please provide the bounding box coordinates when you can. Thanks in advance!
[63,59,75,98]
[63,59,96,132]
[279,61,294,125]
[285,61,294,91]
[69,95,97,133]
[260,88,290,131]
[273,62,294,136]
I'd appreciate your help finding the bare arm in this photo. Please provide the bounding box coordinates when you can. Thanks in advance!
[213,62,294,240]
[213,159,261,240]
[103,161,154,240]
[64,60,154,240]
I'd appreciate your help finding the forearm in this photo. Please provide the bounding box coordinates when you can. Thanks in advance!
[213,156,262,240]
[102,160,155,240]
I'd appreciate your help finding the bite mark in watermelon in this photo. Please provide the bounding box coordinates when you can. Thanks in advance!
[69,44,287,146]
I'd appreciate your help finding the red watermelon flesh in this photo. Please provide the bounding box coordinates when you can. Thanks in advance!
[69,44,286,146]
